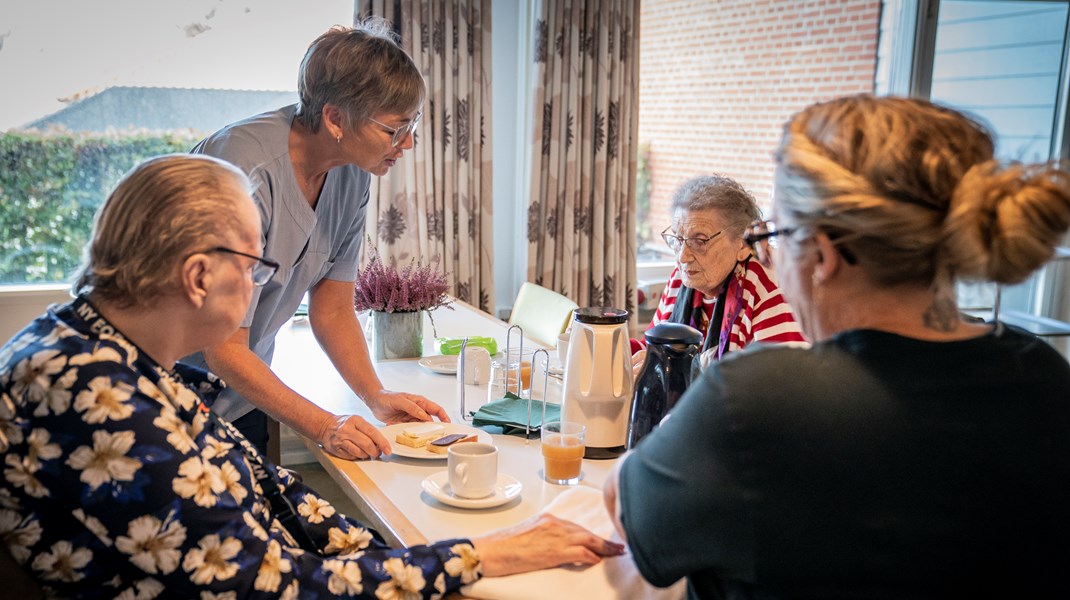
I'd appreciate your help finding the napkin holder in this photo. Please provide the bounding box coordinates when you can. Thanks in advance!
[471,392,561,435]
[459,328,557,434]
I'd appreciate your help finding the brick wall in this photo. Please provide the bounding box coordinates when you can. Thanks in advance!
[639,0,881,237]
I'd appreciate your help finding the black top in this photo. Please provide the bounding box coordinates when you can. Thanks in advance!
[620,324,1070,599]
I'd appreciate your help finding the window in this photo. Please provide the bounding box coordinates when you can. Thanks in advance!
[0,0,353,286]
[930,0,1067,162]
[879,0,1070,351]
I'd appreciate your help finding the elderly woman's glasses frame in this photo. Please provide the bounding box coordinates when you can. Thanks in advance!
[208,247,280,286]
[661,226,723,254]
[743,220,796,267]
[367,111,423,147]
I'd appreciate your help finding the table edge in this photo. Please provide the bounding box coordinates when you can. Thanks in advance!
[300,436,429,548]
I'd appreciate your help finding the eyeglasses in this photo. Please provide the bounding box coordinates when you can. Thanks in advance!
[207,247,280,286]
[661,226,723,254]
[367,111,423,147]
[743,220,796,267]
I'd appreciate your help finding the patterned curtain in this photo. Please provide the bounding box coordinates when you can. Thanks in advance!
[358,0,495,313]
[528,0,639,327]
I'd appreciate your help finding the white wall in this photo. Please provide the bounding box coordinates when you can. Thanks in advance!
[0,285,71,343]
[491,0,535,319]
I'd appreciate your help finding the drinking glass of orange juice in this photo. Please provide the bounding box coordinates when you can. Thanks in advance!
[488,349,534,402]
[541,421,585,484]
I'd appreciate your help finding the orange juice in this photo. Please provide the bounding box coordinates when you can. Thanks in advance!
[542,437,584,482]
[506,361,532,394]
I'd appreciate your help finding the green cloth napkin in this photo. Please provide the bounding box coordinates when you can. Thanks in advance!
[472,392,561,435]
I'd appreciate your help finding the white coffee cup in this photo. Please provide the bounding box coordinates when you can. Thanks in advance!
[557,331,570,363]
[447,443,498,499]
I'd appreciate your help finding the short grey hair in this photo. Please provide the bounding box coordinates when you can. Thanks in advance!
[73,154,254,308]
[295,17,426,132]
[670,174,760,237]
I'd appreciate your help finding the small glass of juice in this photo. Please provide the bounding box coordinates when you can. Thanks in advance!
[488,349,534,402]
[541,421,586,484]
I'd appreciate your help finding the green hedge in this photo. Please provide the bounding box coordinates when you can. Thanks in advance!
[0,131,200,284]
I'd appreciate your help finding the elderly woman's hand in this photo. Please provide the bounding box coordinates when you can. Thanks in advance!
[472,513,625,577]
[631,349,647,382]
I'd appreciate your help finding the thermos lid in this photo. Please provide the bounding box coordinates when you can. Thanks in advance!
[573,306,629,324]
[644,322,703,345]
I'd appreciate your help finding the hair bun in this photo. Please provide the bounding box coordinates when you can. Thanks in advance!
[944,160,1070,284]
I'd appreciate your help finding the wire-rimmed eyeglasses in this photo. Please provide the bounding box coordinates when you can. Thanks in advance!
[742,220,796,267]
[207,247,279,286]
[661,226,723,254]
[367,111,423,147]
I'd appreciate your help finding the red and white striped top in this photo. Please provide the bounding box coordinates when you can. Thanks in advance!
[642,258,807,357]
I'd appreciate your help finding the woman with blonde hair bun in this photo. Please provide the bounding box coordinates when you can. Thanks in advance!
[607,95,1070,598]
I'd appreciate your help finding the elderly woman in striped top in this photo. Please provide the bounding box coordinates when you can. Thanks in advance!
[635,175,806,371]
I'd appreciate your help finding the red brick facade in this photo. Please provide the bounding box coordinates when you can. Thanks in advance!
[639,0,881,236]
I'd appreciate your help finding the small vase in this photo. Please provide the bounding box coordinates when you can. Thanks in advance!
[369,310,424,360]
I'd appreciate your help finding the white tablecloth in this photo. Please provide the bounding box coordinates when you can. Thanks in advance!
[463,486,687,600]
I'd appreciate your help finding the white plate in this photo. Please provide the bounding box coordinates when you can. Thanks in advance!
[418,355,458,375]
[422,471,522,509]
[382,422,491,460]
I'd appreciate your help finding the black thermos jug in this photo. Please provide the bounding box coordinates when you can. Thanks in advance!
[626,322,703,449]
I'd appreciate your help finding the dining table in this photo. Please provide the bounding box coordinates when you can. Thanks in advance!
[269,298,618,548]
[270,298,689,600]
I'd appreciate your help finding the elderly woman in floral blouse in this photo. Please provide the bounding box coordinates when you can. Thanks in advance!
[0,154,622,598]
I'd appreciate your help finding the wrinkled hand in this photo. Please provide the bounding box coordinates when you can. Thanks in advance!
[365,389,451,425]
[604,454,629,542]
[630,349,647,382]
[318,414,392,460]
[696,347,715,372]
[472,513,625,578]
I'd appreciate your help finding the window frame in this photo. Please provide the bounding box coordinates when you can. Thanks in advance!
[889,0,1070,349]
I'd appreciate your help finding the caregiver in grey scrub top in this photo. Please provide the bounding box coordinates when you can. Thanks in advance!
[186,18,448,460]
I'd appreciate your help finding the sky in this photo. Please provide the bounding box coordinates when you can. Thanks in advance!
[0,0,354,130]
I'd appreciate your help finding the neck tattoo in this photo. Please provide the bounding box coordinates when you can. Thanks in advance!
[922,296,959,332]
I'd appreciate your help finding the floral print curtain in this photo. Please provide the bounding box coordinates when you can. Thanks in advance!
[358,0,495,313]
[528,0,639,327]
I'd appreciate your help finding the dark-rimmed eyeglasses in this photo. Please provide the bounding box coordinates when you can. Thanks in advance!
[207,247,279,286]
[661,226,723,254]
[367,111,423,147]
[743,220,796,267]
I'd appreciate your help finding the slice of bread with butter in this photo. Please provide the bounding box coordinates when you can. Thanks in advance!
[394,423,447,448]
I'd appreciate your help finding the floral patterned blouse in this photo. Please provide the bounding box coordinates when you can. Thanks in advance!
[0,296,481,598]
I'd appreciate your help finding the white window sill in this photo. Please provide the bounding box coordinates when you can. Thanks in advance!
[0,283,72,297]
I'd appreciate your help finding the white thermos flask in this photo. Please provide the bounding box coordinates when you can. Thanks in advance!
[560,307,633,458]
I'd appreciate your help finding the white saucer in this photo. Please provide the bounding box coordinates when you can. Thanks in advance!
[422,471,522,509]
[381,423,492,460]
[418,355,458,375]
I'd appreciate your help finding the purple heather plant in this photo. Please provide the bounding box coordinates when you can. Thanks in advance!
[354,246,452,314]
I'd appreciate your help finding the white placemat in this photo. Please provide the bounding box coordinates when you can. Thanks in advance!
[462,485,687,600]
